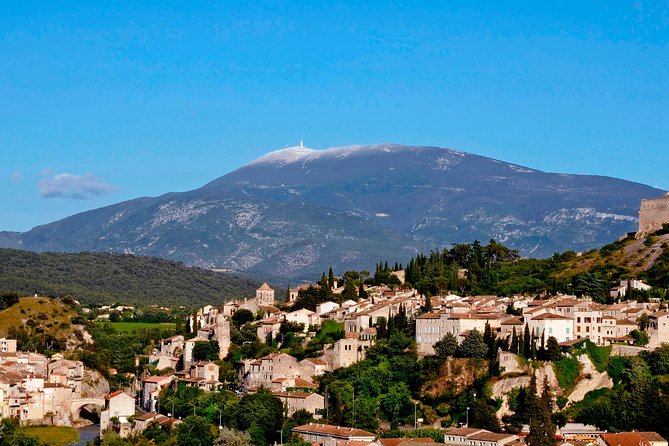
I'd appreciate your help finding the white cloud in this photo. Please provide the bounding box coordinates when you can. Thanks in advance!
[11,170,22,183]
[38,172,117,199]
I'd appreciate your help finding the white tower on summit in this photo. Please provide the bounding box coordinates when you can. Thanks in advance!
[300,139,304,148]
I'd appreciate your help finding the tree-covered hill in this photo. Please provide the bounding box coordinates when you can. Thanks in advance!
[400,227,669,303]
[0,249,260,307]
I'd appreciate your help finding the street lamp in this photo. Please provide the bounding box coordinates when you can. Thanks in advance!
[216,406,223,430]
[166,398,175,418]
[414,402,418,429]
[465,406,469,428]
[189,402,196,416]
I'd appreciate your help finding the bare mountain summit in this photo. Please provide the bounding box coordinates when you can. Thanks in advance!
[2,144,662,280]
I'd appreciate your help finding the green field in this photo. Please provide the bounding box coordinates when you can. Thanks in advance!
[20,426,79,446]
[96,321,176,332]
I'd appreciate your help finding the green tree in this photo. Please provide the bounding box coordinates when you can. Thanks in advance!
[193,341,220,361]
[232,309,255,328]
[526,377,556,446]
[214,427,253,446]
[176,415,215,446]
[457,329,487,358]
[637,313,651,331]
[545,336,562,362]
[434,332,458,359]
[234,390,283,446]
[469,398,501,432]
[328,267,335,290]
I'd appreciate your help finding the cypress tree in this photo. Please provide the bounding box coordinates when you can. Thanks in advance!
[530,328,537,360]
[526,377,557,446]
[523,324,531,358]
[511,328,518,354]
[328,267,335,290]
[424,295,433,313]
[483,322,496,359]
[320,272,328,288]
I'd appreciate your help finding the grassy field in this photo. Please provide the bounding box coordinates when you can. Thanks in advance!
[20,426,79,446]
[96,321,176,332]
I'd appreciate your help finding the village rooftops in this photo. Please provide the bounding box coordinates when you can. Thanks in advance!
[501,316,523,325]
[378,438,435,446]
[273,391,319,399]
[531,313,573,321]
[293,423,376,439]
[416,313,441,319]
[143,375,174,383]
[468,431,517,442]
[599,432,667,446]
[443,427,485,436]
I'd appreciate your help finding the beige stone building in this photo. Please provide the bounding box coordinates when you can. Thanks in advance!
[637,192,669,237]
[100,391,136,438]
[273,391,325,417]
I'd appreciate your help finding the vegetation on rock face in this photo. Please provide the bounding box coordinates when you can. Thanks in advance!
[0,248,259,306]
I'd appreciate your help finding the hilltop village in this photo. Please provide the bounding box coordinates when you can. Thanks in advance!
[2,267,669,446]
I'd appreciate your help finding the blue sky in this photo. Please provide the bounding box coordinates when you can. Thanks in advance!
[1,1,668,232]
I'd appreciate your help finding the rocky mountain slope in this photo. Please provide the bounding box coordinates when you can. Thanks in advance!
[2,144,663,280]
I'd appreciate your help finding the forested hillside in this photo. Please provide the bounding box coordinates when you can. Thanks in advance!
[400,229,669,303]
[0,249,259,307]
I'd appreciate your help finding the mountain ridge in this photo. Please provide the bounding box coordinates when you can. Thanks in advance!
[2,144,664,279]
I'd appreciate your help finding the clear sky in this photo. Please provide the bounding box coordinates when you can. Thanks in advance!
[1,1,668,232]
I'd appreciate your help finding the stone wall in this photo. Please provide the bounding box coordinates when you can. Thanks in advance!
[637,193,669,236]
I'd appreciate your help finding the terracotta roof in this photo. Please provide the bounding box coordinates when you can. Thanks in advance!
[600,432,666,446]
[616,319,638,326]
[258,283,273,291]
[469,432,517,442]
[293,424,375,439]
[273,391,322,399]
[379,438,435,446]
[416,313,441,319]
[293,377,318,388]
[134,412,159,421]
[143,375,173,383]
[106,390,133,400]
[444,427,485,436]
[501,317,523,325]
[531,313,572,321]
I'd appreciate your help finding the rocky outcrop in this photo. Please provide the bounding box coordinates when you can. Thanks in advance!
[492,353,560,418]
[81,368,110,397]
[567,354,613,403]
[422,358,489,398]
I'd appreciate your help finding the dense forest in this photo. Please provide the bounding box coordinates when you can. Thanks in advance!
[0,249,259,307]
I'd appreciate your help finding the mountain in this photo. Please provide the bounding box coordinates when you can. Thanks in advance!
[0,249,260,306]
[2,144,663,280]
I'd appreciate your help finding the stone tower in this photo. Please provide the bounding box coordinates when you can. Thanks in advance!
[256,283,275,307]
[637,192,669,237]
[215,314,231,360]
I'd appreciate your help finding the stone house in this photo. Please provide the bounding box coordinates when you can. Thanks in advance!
[273,391,325,417]
[257,318,282,343]
[292,423,376,444]
[100,391,135,438]
[648,311,669,348]
[286,308,320,331]
[443,427,518,446]
[528,313,574,344]
[0,338,17,354]
[141,375,175,411]
[320,336,372,370]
